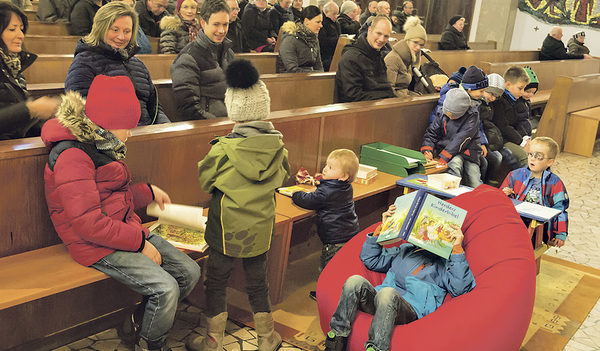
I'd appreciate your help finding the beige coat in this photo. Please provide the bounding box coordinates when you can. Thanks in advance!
[384,39,421,96]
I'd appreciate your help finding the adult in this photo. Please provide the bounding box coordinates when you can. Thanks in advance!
[135,0,170,37]
[226,0,250,53]
[242,0,277,52]
[277,5,323,73]
[289,0,303,22]
[359,0,389,36]
[69,0,106,36]
[567,31,590,55]
[394,0,413,33]
[358,0,376,25]
[337,0,360,36]
[0,2,59,140]
[384,16,425,97]
[170,0,235,120]
[540,26,592,60]
[35,0,77,22]
[438,14,469,50]
[120,0,153,54]
[65,2,170,125]
[335,15,395,102]
[319,1,340,71]
[159,0,200,53]
[269,0,292,36]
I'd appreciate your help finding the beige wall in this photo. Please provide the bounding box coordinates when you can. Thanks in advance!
[471,0,519,50]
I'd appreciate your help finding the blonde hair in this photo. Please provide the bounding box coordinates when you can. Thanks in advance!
[84,2,139,47]
[503,66,529,85]
[531,137,559,159]
[328,149,359,182]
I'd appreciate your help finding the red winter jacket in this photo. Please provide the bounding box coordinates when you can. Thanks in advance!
[42,92,154,266]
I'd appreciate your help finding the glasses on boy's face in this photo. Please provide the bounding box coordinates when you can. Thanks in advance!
[527,152,551,161]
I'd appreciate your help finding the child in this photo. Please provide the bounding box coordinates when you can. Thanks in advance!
[191,60,291,351]
[291,149,360,300]
[323,204,476,351]
[501,137,569,247]
[516,67,539,130]
[42,75,201,351]
[422,88,482,187]
[492,66,531,168]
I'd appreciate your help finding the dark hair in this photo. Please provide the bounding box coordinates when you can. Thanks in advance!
[0,2,28,50]
[301,5,321,21]
[199,0,231,23]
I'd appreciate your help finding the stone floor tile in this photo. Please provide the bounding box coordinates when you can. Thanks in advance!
[90,339,121,351]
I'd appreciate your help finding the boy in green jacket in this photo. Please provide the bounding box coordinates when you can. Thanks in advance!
[188,60,291,351]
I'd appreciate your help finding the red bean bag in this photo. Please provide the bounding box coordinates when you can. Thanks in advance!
[317,185,536,351]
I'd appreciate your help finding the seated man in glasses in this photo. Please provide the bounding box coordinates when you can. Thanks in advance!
[501,136,569,248]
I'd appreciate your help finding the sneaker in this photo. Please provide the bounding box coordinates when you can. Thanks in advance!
[324,331,348,351]
[309,290,317,301]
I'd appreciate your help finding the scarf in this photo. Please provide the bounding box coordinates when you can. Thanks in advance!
[94,128,128,160]
[182,17,200,43]
[0,48,21,79]
[297,23,318,48]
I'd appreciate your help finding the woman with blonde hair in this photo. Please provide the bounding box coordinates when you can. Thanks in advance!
[65,1,170,125]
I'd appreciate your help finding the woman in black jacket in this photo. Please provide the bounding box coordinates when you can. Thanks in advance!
[438,15,470,50]
[0,3,59,140]
[276,5,323,73]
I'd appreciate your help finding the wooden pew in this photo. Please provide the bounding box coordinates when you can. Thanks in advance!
[28,21,70,36]
[24,10,36,21]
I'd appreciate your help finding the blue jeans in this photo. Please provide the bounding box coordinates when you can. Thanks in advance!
[92,233,201,346]
[447,155,482,188]
[329,275,418,351]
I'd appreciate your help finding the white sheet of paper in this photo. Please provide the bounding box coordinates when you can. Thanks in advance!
[515,202,561,221]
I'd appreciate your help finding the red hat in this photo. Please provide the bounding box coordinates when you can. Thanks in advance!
[176,0,197,14]
[85,75,141,130]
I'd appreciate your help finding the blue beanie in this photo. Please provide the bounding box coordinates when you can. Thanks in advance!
[461,65,488,91]
[449,66,467,83]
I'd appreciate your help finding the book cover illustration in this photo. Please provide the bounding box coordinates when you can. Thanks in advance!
[147,203,208,252]
[277,185,312,197]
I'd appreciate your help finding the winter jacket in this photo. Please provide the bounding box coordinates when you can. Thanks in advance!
[226,19,250,53]
[567,37,590,55]
[36,0,77,22]
[318,16,341,72]
[136,0,170,37]
[42,91,155,267]
[384,39,421,95]
[276,22,323,73]
[501,167,569,241]
[68,0,103,36]
[291,179,359,244]
[491,92,530,145]
[159,15,193,54]
[360,233,476,319]
[290,6,302,22]
[136,27,153,54]
[65,39,170,125]
[514,97,532,136]
[0,50,42,140]
[540,34,583,60]
[170,29,235,120]
[335,35,395,102]
[438,25,469,50]
[358,10,374,25]
[198,121,291,258]
[480,99,503,152]
[269,3,293,36]
[242,3,277,50]
[337,13,360,36]
[422,103,482,165]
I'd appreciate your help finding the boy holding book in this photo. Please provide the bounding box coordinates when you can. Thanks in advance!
[191,60,291,351]
[501,137,569,247]
[422,88,483,187]
[323,204,476,351]
[291,149,360,300]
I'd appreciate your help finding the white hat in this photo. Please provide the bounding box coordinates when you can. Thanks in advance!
[224,60,271,122]
[486,73,505,97]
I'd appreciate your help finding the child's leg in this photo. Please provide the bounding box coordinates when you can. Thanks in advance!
[463,160,482,188]
[503,142,528,168]
[242,252,271,313]
[484,150,502,184]
[204,248,236,317]
[319,243,345,272]
[329,275,377,337]
[366,287,418,351]
[446,155,463,179]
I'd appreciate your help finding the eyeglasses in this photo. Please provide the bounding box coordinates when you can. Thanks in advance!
[527,152,552,161]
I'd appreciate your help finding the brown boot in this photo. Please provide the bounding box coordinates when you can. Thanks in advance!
[253,312,282,351]
[186,312,228,351]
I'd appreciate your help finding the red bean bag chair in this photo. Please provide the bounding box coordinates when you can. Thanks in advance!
[317,185,536,351]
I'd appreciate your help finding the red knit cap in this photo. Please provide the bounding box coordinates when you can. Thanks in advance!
[85,75,141,130]
[177,0,197,14]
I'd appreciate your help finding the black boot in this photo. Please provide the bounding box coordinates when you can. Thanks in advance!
[324,331,348,351]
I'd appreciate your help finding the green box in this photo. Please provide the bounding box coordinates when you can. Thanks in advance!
[360,142,426,177]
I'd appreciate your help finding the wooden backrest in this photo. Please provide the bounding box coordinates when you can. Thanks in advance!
[536,74,600,148]
[28,21,70,36]
[429,50,539,76]
[479,59,600,91]
[0,95,437,258]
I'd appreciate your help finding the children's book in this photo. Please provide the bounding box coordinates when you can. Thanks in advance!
[376,189,468,258]
[147,203,208,252]
[277,185,312,197]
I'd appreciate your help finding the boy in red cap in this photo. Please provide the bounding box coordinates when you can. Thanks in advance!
[42,75,201,351]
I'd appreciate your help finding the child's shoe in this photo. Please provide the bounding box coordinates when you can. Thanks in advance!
[324,331,348,351]
[117,313,139,346]
[254,312,283,351]
[186,312,228,351]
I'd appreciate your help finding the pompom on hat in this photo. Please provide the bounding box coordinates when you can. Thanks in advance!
[523,66,539,93]
[224,60,271,122]
[461,65,488,91]
[403,16,427,42]
[449,66,467,83]
[85,75,141,130]
[486,73,505,97]
[442,88,471,119]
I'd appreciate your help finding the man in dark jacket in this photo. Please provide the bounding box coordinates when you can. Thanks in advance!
[337,0,360,36]
[36,0,78,22]
[319,2,341,71]
[170,0,235,120]
[269,0,292,36]
[335,16,395,102]
[394,0,413,33]
[135,0,170,37]
[69,0,105,36]
[226,0,250,53]
[438,15,469,50]
[359,0,376,24]
[540,26,592,60]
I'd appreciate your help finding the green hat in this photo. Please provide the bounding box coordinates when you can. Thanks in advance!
[523,66,538,93]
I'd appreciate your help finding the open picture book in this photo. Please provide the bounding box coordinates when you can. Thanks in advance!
[377,189,467,258]
[147,203,208,252]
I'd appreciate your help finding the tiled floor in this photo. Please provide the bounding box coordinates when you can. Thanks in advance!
[53,142,600,351]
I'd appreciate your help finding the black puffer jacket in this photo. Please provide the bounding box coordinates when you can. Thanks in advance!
[491,93,530,145]
[135,0,169,37]
[276,22,323,73]
[514,97,532,136]
[269,3,293,35]
[65,39,169,125]
[337,13,360,36]
[319,15,341,71]
[242,3,277,50]
[438,25,469,50]
[226,19,250,53]
[292,179,359,244]
[335,34,395,102]
[540,35,583,60]
[480,100,503,152]
[68,0,103,36]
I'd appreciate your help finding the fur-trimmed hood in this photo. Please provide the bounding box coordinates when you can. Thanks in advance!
[160,15,185,31]
[280,21,318,45]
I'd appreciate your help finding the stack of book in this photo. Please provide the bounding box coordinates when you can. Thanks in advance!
[354,164,378,185]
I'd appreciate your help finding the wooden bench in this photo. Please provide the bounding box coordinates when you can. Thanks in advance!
[563,106,600,157]
[27,21,70,36]
[24,35,160,55]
